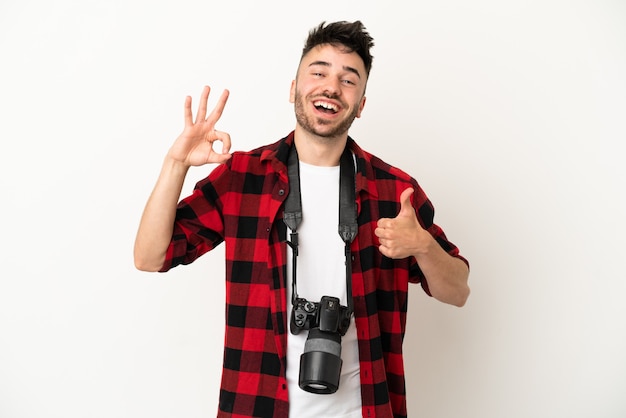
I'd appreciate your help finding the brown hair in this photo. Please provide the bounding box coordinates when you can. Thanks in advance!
[301,21,375,78]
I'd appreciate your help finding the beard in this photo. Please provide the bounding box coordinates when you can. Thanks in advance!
[293,90,360,139]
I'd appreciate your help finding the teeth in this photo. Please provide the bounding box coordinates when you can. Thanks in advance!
[314,101,338,111]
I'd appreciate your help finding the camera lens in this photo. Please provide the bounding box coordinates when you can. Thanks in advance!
[298,328,343,394]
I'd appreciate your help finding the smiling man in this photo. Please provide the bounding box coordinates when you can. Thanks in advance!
[134,21,470,418]
[291,45,366,156]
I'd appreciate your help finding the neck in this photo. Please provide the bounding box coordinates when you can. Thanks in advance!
[293,127,348,166]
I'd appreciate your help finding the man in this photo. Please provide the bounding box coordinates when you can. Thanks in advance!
[134,20,469,418]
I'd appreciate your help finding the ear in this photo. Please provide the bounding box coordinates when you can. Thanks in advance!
[289,80,296,103]
[356,95,366,118]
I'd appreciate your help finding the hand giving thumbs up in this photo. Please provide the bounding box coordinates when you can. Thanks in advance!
[375,187,433,259]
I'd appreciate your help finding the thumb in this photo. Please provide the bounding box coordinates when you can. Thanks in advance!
[397,188,415,218]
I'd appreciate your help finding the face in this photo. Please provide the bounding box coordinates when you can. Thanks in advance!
[290,44,367,139]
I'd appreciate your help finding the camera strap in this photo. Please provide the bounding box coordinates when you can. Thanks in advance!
[284,143,358,315]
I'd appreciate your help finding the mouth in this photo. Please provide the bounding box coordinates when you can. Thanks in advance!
[313,100,339,115]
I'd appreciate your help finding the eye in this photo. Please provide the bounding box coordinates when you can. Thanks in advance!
[342,75,360,86]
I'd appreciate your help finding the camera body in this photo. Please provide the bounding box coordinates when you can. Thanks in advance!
[290,296,351,336]
[290,296,351,394]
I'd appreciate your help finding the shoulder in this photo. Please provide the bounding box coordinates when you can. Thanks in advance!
[228,136,290,173]
[192,137,289,202]
[349,138,417,189]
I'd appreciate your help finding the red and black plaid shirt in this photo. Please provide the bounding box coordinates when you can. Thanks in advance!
[160,132,467,418]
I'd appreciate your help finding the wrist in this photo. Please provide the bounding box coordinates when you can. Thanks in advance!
[412,233,439,260]
[161,154,191,180]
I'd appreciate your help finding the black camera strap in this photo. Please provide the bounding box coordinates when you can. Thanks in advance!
[284,144,358,315]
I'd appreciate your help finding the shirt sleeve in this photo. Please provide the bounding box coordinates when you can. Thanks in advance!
[159,163,231,272]
[408,179,469,292]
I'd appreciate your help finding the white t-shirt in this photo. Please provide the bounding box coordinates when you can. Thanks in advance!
[286,161,362,418]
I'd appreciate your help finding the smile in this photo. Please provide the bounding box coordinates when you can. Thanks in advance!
[313,100,339,114]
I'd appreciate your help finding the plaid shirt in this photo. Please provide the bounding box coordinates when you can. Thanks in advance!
[160,132,467,418]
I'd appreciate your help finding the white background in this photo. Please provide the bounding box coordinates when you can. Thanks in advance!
[1,1,625,417]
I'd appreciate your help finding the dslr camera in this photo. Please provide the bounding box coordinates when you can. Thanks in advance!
[290,295,351,394]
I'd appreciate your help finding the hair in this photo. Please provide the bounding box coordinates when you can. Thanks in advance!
[301,20,375,78]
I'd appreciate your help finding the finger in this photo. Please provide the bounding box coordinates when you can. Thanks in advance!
[184,95,193,126]
[398,188,415,217]
[213,130,232,154]
[205,89,230,125]
[221,131,232,154]
[374,219,395,239]
[211,152,232,165]
[378,243,393,258]
[195,86,211,123]
[376,218,391,229]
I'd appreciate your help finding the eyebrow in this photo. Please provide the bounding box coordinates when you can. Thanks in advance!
[308,60,362,79]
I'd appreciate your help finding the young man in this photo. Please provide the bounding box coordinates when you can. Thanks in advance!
[134,20,470,418]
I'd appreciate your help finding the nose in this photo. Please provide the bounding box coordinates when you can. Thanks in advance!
[322,76,342,98]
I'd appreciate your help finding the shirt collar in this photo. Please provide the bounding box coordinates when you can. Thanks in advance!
[260,132,378,199]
